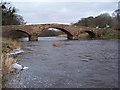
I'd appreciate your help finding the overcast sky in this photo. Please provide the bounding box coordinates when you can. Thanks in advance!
[3,0,119,25]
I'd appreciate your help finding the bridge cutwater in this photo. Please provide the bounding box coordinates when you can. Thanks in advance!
[2,24,105,41]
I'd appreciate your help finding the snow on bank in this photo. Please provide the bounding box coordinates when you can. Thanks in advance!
[12,63,28,71]
[6,48,24,56]
[6,48,29,71]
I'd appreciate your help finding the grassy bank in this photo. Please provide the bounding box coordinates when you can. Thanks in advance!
[2,38,22,54]
[96,30,119,40]
[0,37,22,88]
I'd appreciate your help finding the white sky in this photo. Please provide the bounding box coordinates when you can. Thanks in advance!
[3,0,119,2]
[1,0,119,24]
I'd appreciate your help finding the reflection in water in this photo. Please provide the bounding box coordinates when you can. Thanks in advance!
[6,37,118,88]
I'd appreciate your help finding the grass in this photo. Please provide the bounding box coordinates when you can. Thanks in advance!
[2,38,22,54]
[96,30,119,40]
[0,37,22,88]
[57,34,67,38]
[2,56,16,74]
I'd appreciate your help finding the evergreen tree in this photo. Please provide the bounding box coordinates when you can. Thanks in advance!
[0,2,26,25]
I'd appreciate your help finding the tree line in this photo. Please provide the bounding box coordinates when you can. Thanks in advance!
[73,11,120,30]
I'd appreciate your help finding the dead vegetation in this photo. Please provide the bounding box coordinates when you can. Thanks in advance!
[2,38,22,54]
[0,37,22,88]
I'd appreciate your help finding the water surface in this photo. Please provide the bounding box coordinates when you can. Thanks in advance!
[6,37,118,88]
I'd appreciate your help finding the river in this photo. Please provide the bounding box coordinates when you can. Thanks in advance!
[5,37,118,88]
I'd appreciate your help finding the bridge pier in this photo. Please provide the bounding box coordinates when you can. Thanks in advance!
[29,35,38,41]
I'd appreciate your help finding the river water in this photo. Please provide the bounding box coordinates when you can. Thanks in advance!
[5,37,118,88]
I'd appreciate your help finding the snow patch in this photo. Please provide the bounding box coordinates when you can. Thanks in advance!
[6,48,24,56]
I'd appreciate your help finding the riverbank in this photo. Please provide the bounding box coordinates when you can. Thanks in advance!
[96,30,119,40]
[0,37,22,88]
[57,30,119,40]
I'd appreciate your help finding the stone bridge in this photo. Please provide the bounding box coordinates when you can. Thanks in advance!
[2,24,103,41]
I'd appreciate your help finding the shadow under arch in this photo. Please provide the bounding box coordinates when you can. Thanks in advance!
[84,31,96,39]
[15,29,31,40]
[48,27,74,40]
[15,29,30,36]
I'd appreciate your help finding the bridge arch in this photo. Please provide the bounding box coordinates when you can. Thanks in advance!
[46,27,74,40]
[15,29,32,41]
[15,30,31,36]
[84,31,96,39]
